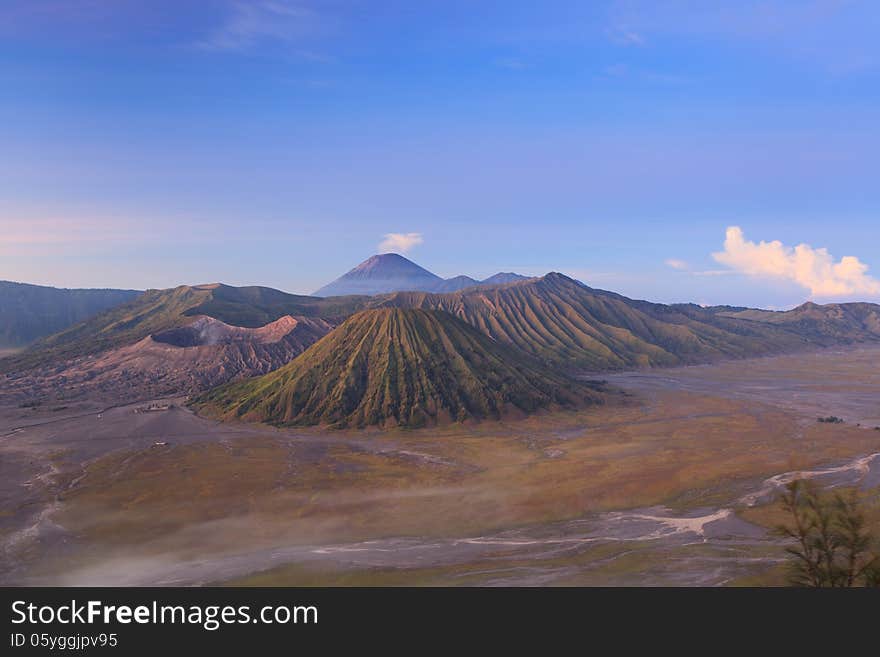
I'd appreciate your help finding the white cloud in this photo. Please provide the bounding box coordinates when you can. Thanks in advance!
[197,1,322,51]
[665,258,688,270]
[713,226,880,298]
[378,232,423,254]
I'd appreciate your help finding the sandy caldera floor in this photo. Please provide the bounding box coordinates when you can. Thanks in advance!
[1,346,879,586]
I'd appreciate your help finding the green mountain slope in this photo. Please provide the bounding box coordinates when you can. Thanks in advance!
[8,269,880,385]
[0,281,140,348]
[0,283,367,373]
[183,284,363,327]
[194,308,605,428]
[371,273,816,371]
[717,302,880,343]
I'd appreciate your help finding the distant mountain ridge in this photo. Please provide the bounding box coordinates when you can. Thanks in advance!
[5,269,880,381]
[432,275,481,293]
[372,273,825,371]
[312,253,531,297]
[0,283,364,373]
[191,273,880,428]
[480,272,530,286]
[716,301,880,344]
[0,281,140,348]
[5,257,880,425]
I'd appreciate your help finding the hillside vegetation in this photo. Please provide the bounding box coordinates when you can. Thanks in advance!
[373,273,815,371]
[194,308,606,428]
[718,302,880,344]
[0,281,139,348]
[6,272,880,393]
[0,283,365,373]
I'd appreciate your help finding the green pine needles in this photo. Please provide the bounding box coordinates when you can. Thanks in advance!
[777,480,880,587]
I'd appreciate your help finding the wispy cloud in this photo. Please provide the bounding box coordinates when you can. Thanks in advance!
[607,0,879,74]
[379,232,423,254]
[712,226,880,298]
[664,259,732,277]
[606,25,645,46]
[692,269,736,277]
[1,217,145,249]
[196,1,324,52]
[665,258,688,270]
[0,214,249,256]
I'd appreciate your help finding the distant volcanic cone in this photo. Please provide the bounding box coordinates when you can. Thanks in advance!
[312,253,444,297]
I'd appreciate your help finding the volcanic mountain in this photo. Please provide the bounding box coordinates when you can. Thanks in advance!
[431,275,481,293]
[194,308,606,428]
[1,315,334,404]
[313,253,444,297]
[0,281,140,348]
[716,302,880,344]
[7,266,880,413]
[312,253,532,296]
[479,272,530,286]
[0,282,365,374]
[372,273,844,371]
[0,282,362,404]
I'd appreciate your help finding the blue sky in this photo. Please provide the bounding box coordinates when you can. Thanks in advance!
[1,0,879,307]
